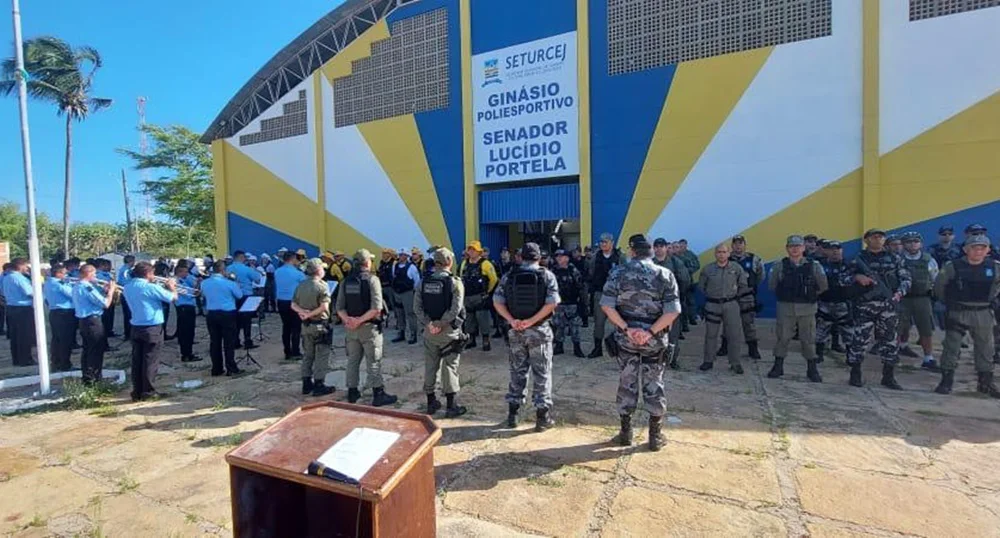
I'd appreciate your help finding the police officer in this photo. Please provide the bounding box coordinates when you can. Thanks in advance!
[551,249,586,357]
[720,235,764,360]
[72,264,116,384]
[886,235,904,260]
[843,229,912,389]
[569,247,590,328]
[275,251,306,360]
[803,234,820,261]
[767,235,829,382]
[698,244,747,374]
[588,233,621,357]
[676,239,701,329]
[377,248,396,324]
[200,260,243,377]
[96,259,117,338]
[815,241,851,362]
[897,232,939,369]
[414,247,468,417]
[933,235,1000,397]
[229,251,262,349]
[601,234,681,451]
[653,238,689,367]
[460,241,499,351]
[494,243,560,431]
[931,226,962,267]
[43,263,76,372]
[337,250,397,406]
[292,258,335,396]
[390,250,421,344]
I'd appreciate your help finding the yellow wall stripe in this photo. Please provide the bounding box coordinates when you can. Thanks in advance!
[357,116,452,249]
[861,0,880,232]
[577,0,592,245]
[460,0,477,244]
[618,47,772,249]
[313,72,328,251]
[319,20,390,81]
[211,140,230,256]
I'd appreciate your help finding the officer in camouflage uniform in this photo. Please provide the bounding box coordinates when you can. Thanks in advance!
[886,234,904,260]
[843,229,911,389]
[601,234,681,451]
[933,235,1000,397]
[815,241,851,362]
[897,231,940,369]
[551,250,586,357]
[414,248,468,417]
[804,234,822,262]
[494,243,561,431]
[719,235,764,360]
[676,239,701,328]
[698,243,748,374]
[653,238,689,368]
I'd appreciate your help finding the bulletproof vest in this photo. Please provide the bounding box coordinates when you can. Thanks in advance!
[591,250,621,290]
[422,259,435,279]
[819,260,849,303]
[946,259,995,305]
[857,251,900,302]
[343,275,371,317]
[333,260,351,282]
[775,258,819,304]
[420,273,453,321]
[377,261,393,286]
[732,253,759,290]
[903,253,933,296]
[552,266,580,304]
[931,244,959,267]
[392,263,414,293]
[505,267,548,320]
[462,259,488,295]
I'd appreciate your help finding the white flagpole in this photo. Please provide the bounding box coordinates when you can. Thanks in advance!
[12,0,52,395]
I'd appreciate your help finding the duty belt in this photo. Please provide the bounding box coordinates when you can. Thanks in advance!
[948,303,992,312]
[705,296,738,304]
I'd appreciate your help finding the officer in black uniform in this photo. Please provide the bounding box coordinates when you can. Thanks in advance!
[551,249,586,357]
[377,248,396,325]
[588,233,621,358]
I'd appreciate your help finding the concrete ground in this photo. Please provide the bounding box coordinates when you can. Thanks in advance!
[2,312,1000,537]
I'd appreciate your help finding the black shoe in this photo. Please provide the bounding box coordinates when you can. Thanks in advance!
[806,360,823,383]
[849,362,864,387]
[934,370,955,395]
[573,342,585,358]
[613,415,632,446]
[731,364,744,375]
[815,343,826,364]
[678,333,685,340]
[669,357,680,370]
[535,408,555,432]
[681,326,690,333]
[748,341,761,361]
[347,388,361,404]
[506,403,519,428]
[181,355,204,363]
[688,318,698,326]
[302,377,314,395]
[587,338,603,359]
[372,387,398,407]
[716,338,728,357]
[880,363,903,390]
[553,342,565,356]
[699,362,714,371]
[226,368,243,377]
[648,416,666,452]
[581,318,589,328]
[211,371,225,377]
[465,336,478,350]
[961,342,969,349]
[767,357,785,379]
[482,338,491,352]
[407,337,418,345]
[392,333,406,343]
[445,404,468,418]
[492,329,503,338]
[311,380,335,396]
[976,371,1000,399]
[426,395,442,415]
[898,345,919,358]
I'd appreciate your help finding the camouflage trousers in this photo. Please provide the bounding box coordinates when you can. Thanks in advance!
[505,323,554,409]
[994,304,1000,362]
[845,300,899,365]
[616,352,667,417]
[815,301,850,344]
[553,304,581,344]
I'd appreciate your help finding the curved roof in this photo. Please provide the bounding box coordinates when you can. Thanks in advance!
[201,0,419,143]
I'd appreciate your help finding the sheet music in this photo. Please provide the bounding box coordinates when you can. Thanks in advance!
[314,428,399,483]
[327,281,338,297]
[239,296,264,313]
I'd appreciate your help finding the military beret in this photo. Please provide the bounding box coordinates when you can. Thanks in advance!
[966,224,988,234]
[966,235,991,248]
[864,228,886,239]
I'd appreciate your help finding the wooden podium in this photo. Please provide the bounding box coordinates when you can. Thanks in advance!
[225,401,441,538]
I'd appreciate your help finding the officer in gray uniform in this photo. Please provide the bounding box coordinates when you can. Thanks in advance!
[719,235,764,360]
[653,238,690,368]
[766,235,829,382]
[494,243,560,431]
[414,247,468,417]
[897,231,939,369]
[698,243,748,374]
[336,249,397,406]
[551,250,586,357]
[601,234,681,451]
[933,235,1000,397]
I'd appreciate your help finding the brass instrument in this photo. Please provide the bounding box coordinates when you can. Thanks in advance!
[152,276,201,297]
[65,277,122,298]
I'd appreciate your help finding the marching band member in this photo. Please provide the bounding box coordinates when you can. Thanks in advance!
[229,251,262,349]
[201,260,243,376]
[117,255,136,340]
[174,263,202,363]
[43,263,76,371]
[72,264,116,384]
[275,251,306,360]
[122,261,177,401]
[2,258,35,366]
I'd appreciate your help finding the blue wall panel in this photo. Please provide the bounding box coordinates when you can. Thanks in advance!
[228,212,318,258]
[471,0,576,54]
[479,223,510,263]
[480,183,580,224]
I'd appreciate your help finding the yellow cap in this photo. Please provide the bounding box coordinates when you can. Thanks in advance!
[467,240,483,252]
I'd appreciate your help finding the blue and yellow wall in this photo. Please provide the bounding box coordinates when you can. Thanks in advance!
[212,0,1000,272]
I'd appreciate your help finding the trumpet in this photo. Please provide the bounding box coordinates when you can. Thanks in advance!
[65,277,122,297]
[152,276,201,297]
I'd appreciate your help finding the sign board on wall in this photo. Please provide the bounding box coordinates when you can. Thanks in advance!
[472,32,579,185]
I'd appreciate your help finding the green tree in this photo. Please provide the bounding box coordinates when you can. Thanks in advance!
[0,201,61,260]
[1,36,112,258]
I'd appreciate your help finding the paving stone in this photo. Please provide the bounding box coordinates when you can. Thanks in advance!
[138,455,233,526]
[788,430,944,479]
[0,446,41,482]
[602,486,785,537]
[489,425,625,473]
[796,467,1000,537]
[0,467,103,534]
[665,413,773,452]
[806,520,883,537]
[437,514,545,537]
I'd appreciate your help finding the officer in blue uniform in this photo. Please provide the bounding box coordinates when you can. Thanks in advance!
[200,260,243,376]
[43,263,76,371]
[229,250,263,350]
[117,255,136,340]
[2,258,35,366]
[275,251,306,360]
[72,264,117,383]
[122,262,178,401]
[173,263,202,363]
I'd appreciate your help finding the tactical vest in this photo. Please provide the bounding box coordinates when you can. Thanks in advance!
[592,251,620,290]
[420,273,453,321]
[732,253,759,290]
[343,275,371,317]
[553,266,579,304]
[333,261,351,282]
[856,251,900,302]
[462,260,488,295]
[903,253,933,296]
[775,258,819,304]
[946,259,995,306]
[392,263,414,293]
[505,267,548,320]
[377,261,393,286]
[819,260,849,303]
[422,259,435,279]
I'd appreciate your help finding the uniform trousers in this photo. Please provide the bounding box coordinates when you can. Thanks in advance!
[277,300,302,356]
[121,298,133,339]
[591,294,610,340]
[206,310,238,375]
[845,300,899,365]
[235,296,253,345]
[899,295,935,339]
[941,308,995,372]
[703,300,743,367]
[346,323,385,390]
[301,323,331,381]
[7,305,35,366]
[101,300,116,336]
[49,308,77,371]
[505,324,554,409]
[616,336,667,417]
[774,302,818,360]
[176,305,197,358]
[393,290,418,339]
[78,315,107,384]
[463,294,492,337]
[424,331,462,395]
[130,325,163,399]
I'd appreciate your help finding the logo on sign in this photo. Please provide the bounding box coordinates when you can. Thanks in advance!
[482,58,501,87]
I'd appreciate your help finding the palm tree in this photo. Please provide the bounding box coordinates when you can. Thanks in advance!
[1,36,112,257]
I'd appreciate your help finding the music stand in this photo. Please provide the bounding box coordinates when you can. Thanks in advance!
[253,293,269,343]
[238,297,265,369]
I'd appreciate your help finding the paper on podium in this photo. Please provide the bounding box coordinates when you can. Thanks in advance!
[239,296,264,313]
[327,281,338,297]
[314,428,399,483]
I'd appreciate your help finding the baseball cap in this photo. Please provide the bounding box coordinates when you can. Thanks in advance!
[353,249,375,262]
[886,234,900,243]
[432,247,454,266]
[966,235,992,247]
[653,237,668,247]
[554,249,569,257]
[628,234,651,249]
[817,239,830,249]
[731,234,746,243]
[521,242,542,261]
[599,233,614,242]
[803,234,818,241]
[966,224,988,234]
[902,231,922,243]
[467,241,483,252]
[863,228,886,239]
[786,235,805,246]
[826,240,843,249]
[938,226,954,234]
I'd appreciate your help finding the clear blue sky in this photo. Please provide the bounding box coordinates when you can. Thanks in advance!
[1,0,340,224]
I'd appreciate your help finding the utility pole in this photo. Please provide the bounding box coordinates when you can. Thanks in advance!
[11,0,51,395]
[121,169,139,252]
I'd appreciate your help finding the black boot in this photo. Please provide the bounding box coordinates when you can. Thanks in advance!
[372,387,398,406]
[767,357,785,378]
[731,363,744,375]
[426,393,442,415]
[492,328,503,338]
[815,343,825,364]
[347,387,361,404]
[806,360,822,383]
[849,362,864,387]
[716,337,728,357]
[465,336,478,350]
[748,340,761,361]
[934,370,955,395]
[506,403,519,428]
[302,377,314,395]
[977,371,1000,399]
[535,408,555,432]
[830,331,845,353]
[444,393,467,418]
[612,414,632,446]
[311,380,334,396]
[698,361,714,371]
[588,337,603,358]
[391,332,406,343]
[648,415,666,451]
[573,342,585,358]
[880,363,903,390]
[553,341,564,356]
[481,338,491,352]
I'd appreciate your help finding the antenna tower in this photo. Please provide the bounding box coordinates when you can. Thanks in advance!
[137,96,151,219]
